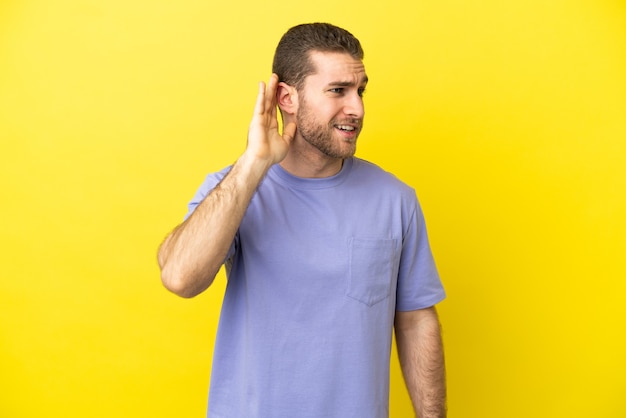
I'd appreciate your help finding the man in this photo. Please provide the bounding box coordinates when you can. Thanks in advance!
[158,23,446,418]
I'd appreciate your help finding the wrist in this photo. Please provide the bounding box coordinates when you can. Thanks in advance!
[237,150,274,179]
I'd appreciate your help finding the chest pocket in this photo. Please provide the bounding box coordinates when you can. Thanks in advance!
[347,237,401,307]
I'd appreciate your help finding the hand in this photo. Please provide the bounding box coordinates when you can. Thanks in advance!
[246,74,297,165]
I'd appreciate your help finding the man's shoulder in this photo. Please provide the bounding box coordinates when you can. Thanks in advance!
[350,157,415,192]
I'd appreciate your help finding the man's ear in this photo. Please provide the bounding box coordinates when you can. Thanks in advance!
[277,82,298,115]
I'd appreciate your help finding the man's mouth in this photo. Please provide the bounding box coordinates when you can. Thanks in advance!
[336,125,356,132]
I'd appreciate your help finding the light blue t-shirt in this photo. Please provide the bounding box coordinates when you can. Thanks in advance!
[186,157,445,418]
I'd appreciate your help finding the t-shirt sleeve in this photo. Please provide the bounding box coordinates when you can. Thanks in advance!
[395,197,446,311]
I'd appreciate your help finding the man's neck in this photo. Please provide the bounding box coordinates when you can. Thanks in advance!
[279,138,344,178]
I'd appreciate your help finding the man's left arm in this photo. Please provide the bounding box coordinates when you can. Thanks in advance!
[395,306,447,418]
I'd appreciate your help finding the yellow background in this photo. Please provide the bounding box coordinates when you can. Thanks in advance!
[1,0,625,416]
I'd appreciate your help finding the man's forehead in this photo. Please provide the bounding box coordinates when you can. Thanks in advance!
[307,51,367,84]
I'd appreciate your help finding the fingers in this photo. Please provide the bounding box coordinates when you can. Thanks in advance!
[254,74,279,117]
[254,80,266,115]
[264,74,279,115]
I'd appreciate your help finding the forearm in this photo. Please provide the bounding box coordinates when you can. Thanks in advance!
[158,74,294,298]
[158,151,272,297]
[395,307,447,418]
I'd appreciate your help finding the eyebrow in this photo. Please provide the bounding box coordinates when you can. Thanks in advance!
[327,76,369,87]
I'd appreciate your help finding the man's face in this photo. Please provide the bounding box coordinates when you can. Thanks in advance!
[295,51,368,160]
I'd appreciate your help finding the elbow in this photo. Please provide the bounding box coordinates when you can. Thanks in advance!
[157,240,200,298]
[161,275,197,298]
[159,263,216,298]
[157,237,219,298]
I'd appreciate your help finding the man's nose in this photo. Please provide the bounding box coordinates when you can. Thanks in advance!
[344,93,364,118]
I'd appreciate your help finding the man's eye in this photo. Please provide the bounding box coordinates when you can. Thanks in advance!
[330,88,343,94]
[358,88,366,97]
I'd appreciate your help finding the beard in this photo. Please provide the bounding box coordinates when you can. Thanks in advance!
[296,98,362,159]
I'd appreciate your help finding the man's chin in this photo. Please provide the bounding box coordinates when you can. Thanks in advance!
[330,145,357,160]
[342,140,358,157]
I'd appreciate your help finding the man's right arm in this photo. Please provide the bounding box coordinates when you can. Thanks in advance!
[157,74,295,298]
